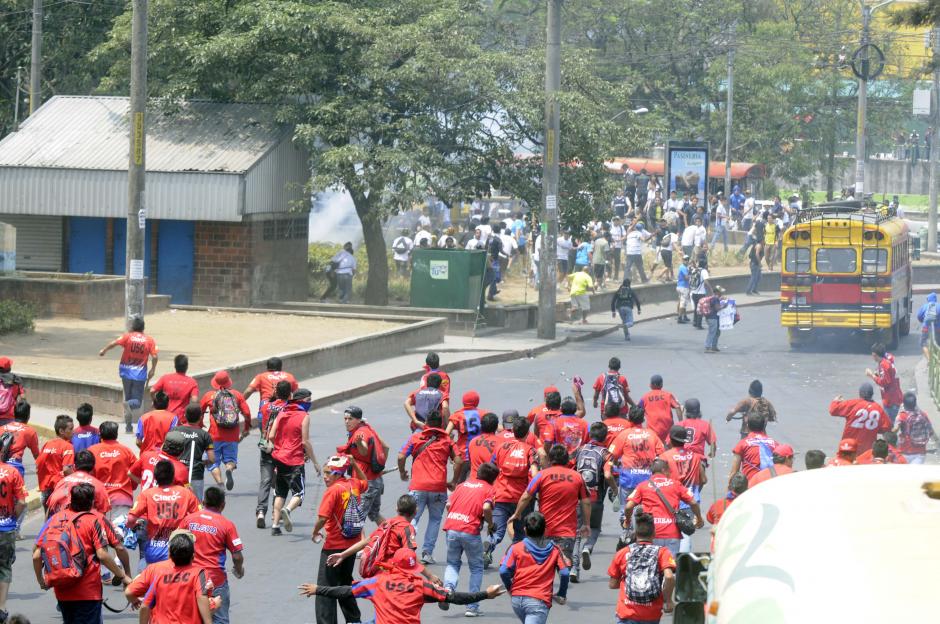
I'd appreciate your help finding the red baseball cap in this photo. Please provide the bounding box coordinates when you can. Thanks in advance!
[544,385,559,396]
[211,370,233,389]
[463,390,480,408]
[0,357,11,372]
[838,439,858,453]
[773,444,794,458]
[388,548,424,574]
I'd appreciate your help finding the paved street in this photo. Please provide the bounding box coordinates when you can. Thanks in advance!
[9,304,923,623]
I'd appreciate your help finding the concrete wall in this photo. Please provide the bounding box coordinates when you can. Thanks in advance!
[0,272,124,319]
[807,157,931,196]
[269,301,481,335]
[18,313,446,416]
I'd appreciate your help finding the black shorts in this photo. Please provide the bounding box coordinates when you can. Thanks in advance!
[273,459,306,503]
[660,250,673,267]
[593,264,606,279]
[557,258,569,274]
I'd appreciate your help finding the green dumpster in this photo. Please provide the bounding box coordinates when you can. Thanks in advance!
[410,249,486,309]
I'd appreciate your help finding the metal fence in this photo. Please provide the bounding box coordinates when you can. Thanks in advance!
[929,333,940,412]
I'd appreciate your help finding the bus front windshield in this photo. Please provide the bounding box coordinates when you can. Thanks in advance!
[815,248,857,273]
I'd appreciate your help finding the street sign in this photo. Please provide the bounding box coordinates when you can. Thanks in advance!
[914,88,931,116]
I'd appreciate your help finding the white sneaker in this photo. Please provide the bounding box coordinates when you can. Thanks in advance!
[282,508,293,533]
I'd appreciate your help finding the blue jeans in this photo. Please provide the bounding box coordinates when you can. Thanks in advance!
[336,273,353,303]
[121,377,146,410]
[747,262,762,293]
[444,530,484,611]
[885,404,900,424]
[653,537,680,557]
[511,595,549,624]
[679,485,701,554]
[617,306,634,338]
[212,581,231,624]
[739,231,754,256]
[488,501,525,554]
[705,317,720,350]
[904,453,926,464]
[410,490,447,555]
[710,224,728,251]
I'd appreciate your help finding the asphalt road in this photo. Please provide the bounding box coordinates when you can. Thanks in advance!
[9,304,923,623]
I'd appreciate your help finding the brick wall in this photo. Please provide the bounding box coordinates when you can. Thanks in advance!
[193,221,253,306]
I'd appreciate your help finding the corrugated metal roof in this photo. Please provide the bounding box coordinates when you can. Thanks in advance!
[0,96,289,174]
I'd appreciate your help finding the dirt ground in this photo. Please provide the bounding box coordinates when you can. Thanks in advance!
[1,309,399,384]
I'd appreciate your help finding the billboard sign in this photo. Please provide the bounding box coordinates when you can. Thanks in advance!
[665,141,709,203]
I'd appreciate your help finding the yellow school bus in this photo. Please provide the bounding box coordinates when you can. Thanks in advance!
[780,201,912,348]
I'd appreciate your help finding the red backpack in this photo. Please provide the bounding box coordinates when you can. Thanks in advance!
[38,511,90,588]
[696,295,715,317]
[359,517,414,578]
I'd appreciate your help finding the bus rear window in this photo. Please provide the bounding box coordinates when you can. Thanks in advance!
[862,248,888,273]
[816,248,857,273]
[785,247,810,272]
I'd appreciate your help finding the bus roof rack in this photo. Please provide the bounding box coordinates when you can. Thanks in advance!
[795,198,897,224]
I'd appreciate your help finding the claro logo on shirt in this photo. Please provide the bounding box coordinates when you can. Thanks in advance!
[152,491,183,503]
[98,450,123,459]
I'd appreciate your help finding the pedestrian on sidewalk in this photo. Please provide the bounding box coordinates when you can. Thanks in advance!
[610,278,642,341]
[592,231,610,289]
[702,286,729,353]
[676,255,692,324]
[98,317,159,433]
[88,421,137,522]
[567,265,596,324]
[255,381,290,527]
[398,410,462,564]
[150,354,199,421]
[332,242,357,304]
[624,221,651,284]
[137,392,178,453]
[201,371,251,492]
[440,462,497,617]
[710,196,730,253]
[916,293,939,359]
[499,511,571,623]
[170,405,216,502]
[746,237,764,295]
[0,357,25,428]
[689,259,711,329]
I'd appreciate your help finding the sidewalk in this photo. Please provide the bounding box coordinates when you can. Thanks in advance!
[18,290,780,510]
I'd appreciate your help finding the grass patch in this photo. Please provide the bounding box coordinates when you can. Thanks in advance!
[0,300,35,335]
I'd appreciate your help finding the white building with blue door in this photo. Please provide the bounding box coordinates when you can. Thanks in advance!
[0,95,310,306]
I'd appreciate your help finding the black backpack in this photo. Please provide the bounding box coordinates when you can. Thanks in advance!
[689,267,703,289]
[625,543,664,604]
[0,431,14,463]
[576,443,608,492]
[617,285,635,308]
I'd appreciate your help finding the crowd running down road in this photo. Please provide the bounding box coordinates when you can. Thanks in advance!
[0,328,936,624]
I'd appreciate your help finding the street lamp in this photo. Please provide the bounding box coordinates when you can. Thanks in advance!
[608,107,649,123]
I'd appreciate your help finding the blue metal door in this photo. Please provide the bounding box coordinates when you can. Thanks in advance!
[156,220,194,304]
[67,217,107,274]
[112,219,151,277]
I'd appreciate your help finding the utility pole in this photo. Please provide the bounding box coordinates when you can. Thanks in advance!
[724,22,735,196]
[126,0,148,325]
[13,67,22,131]
[538,0,561,340]
[29,0,41,114]
[854,3,872,196]
[930,22,939,253]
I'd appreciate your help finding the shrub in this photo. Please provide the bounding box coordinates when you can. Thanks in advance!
[0,300,35,335]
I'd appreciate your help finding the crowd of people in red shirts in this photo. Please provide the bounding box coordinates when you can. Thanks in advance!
[0,329,936,624]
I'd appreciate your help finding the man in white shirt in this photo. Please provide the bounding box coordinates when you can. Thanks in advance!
[624,222,651,283]
[332,242,357,304]
[556,232,574,286]
[710,197,730,252]
[465,227,486,250]
[391,229,414,277]
[609,216,627,279]
[498,227,518,275]
[531,233,542,286]
[478,217,493,243]
[414,227,433,248]
[692,217,707,258]
[665,190,682,214]
[681,220,698,259]
[418,212,431,229]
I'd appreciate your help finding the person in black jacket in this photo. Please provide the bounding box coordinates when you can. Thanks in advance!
[610,279,642,341]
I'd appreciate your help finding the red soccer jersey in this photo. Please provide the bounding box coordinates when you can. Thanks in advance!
[0,462,26,529]
[129,485,200,544]
[828,398,891,453]
[531,408,562,438]
[609,426,665,470]
[500,540,569,607]
[88,440,137,506]
[443,478,494,534]
[181,508,243,587]
[201,389,252,442]
[350,570,449,624]
[468,433,500,476]
[131,560,211,624]
[449,407,486,460]
[749,463,795,486]
[39,510,119,602]
[731,433,778,479]
[602,417,633,447]
[151,372,200,418]
[540,415,589,457]
[593,373,630,416]
[657,446,704,488]
[115,332,158,381]
[364,516,417,573]
[248,370,298,402]
[526,466,588,538]
[318,478,368,550]
[401,428,455,493]
[856,447,907,465]
[627,475,694,539]
[608,542,676,621]
[895,409,935,455]
[706,496,735,526]
[271,406,307,466]
[137,409,179,452]
[36,438,75,491]
[492,439,538,503]
[873,355,903,407]
[676,418,716,458]
[527,402,547,424]
[497,428,539,448]
[130,450,190,492]
[638,389,680,443]
[337,422,385,481]
[0,421,39,462]
[45,470,112,516]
